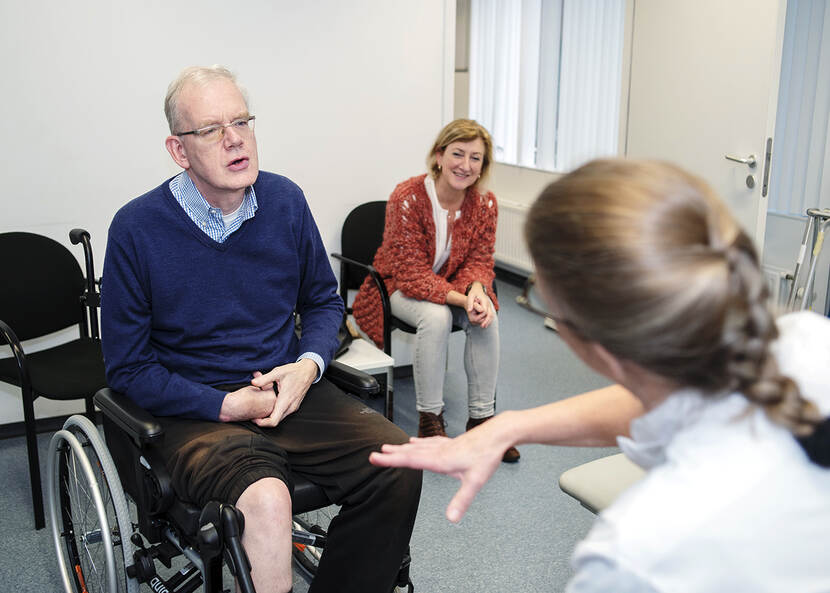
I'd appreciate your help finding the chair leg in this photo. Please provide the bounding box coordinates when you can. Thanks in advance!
[384,367,395,422]
[22,391,45,530]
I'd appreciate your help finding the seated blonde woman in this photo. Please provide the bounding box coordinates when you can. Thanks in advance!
[352,119,519,462]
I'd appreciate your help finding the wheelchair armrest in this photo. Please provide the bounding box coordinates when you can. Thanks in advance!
[325,359,379,398]
[94,387,164,447]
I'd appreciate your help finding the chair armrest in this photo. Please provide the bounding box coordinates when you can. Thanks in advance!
[325,359,379,398]
[331,252,375,272]
[0,319,30,389]
[94,387,164,447]
[331,253,393,354]
[331,254,387,298]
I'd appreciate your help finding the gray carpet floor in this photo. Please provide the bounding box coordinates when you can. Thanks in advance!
[0,280,617,592]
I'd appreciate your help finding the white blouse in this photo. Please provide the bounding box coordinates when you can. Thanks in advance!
[424,175,461,273]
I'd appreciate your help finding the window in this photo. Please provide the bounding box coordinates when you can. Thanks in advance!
[768,0,830,217]
[468,0,626,172]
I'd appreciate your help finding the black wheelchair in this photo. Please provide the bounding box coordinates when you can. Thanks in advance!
[46,362,414,593]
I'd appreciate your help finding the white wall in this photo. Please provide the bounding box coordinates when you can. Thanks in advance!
[0,0,454,424]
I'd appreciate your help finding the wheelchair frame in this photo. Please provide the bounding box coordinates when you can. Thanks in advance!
[47,379,414,593]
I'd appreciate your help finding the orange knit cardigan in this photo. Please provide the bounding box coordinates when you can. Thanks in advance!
[352,174,499,348]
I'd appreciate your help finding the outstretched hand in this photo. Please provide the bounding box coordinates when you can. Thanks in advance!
[369,427,506,523]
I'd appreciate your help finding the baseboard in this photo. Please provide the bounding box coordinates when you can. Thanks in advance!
[495,265,529,287]
[0,411,103,440]
[393,364,413,379]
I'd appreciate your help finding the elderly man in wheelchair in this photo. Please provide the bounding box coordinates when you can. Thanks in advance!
[45,65,421,593]
[48,365,415,593]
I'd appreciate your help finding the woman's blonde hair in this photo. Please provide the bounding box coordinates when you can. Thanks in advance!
[525,158,821,437]
[426,119,493,185]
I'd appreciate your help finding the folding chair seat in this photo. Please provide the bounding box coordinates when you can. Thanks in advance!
[559,453,646,514]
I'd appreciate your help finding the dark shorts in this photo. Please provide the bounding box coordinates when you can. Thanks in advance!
[155,377,411,508]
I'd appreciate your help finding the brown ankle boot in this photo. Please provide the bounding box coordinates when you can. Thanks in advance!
[418,411,448,438]
[466,416,521,463]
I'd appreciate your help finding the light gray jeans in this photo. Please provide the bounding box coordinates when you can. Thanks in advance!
[390,290,499,418]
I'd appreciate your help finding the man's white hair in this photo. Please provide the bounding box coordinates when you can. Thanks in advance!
[164,65,249,134]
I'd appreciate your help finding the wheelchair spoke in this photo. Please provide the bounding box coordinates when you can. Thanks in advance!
[65,444,105,591]
[292,505,338,579]
[49,417,138,593]
[57,431,129,592]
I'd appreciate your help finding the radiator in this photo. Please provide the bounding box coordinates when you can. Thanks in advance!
[762,264,793,308]
[496,199,533,273]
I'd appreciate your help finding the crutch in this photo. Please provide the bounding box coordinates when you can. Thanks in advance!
[786,208,830,311]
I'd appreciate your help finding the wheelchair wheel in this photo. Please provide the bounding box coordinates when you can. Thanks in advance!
[292,504,337,578]
[47,414,138,593]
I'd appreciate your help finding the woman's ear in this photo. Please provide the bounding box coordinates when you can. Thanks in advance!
[555,324,623,383]
[587,341,627,384]
[435,148,445,170]
[591,342,626,383]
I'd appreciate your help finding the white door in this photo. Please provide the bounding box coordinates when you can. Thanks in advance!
[625,0,786,247]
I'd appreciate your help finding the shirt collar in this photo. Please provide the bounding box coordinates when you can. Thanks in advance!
[617,388,748,470]
[170,171,258,241]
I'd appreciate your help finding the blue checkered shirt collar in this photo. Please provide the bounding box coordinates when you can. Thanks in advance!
[169,171,258,243]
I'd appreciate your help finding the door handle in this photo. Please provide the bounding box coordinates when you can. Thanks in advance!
[761,138,772,197]
[724,154,756,168]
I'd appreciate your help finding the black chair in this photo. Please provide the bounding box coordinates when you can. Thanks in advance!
[332,201,429,357]
[47,362,413,593]
[0,228,105,530]
[331,200,496,367]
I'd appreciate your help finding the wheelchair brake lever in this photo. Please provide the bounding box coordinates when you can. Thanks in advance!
[197,501,223,559]
[220,505,256,593]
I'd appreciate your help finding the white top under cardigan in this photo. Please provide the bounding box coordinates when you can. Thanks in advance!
[424,175,461,273]
[567,311,830,593]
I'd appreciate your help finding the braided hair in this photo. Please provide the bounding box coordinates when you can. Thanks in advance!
[525,159,825,462]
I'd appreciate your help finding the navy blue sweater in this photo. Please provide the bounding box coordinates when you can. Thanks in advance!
[101,172,343,420]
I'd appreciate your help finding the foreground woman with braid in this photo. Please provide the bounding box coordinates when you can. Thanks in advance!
[372,159,830,592]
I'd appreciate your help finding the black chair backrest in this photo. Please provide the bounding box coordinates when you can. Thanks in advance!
[0,232,85,341]
[340,201,388,291]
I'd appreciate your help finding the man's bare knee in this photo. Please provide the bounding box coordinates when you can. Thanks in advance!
[236,478,293,593]
[237,477,292,520]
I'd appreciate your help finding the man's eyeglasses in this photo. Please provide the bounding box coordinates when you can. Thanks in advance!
[176,115,256,142]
